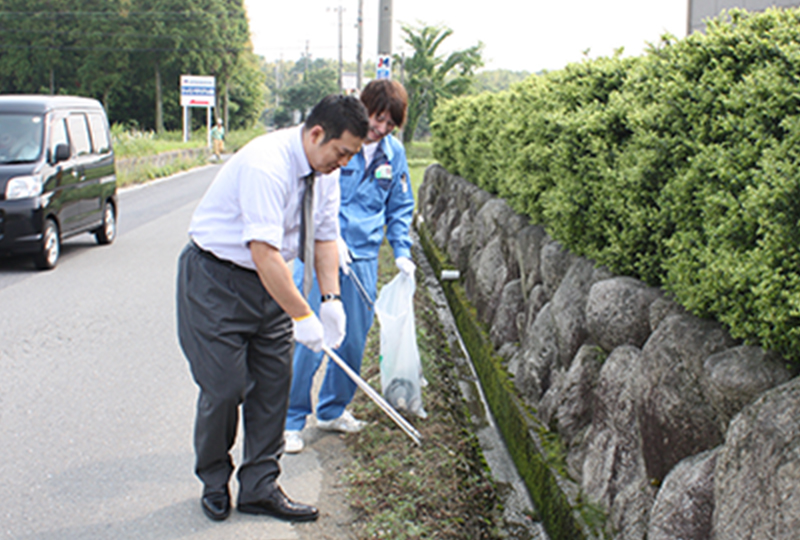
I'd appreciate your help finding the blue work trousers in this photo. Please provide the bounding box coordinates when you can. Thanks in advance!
[286,257,378,430]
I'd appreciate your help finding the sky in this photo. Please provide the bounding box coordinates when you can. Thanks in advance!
[243,0,689,74]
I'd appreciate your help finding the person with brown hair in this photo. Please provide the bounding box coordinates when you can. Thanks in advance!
[285,80,415,453]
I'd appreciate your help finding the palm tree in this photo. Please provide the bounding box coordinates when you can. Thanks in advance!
[398,24,483,143]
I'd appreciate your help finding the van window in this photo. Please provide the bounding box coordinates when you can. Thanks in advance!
[66,114,91,156]
[88,112,110,154]
[50,118,69,160]
[0,114,44,164]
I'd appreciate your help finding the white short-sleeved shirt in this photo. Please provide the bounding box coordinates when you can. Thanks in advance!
[189,125,340,270]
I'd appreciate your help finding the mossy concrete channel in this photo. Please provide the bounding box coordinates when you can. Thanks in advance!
[416,218,587,540]
[411,228,548,540]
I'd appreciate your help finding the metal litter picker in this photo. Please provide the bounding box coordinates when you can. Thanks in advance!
[322,345,422,446]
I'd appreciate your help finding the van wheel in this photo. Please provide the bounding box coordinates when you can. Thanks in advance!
[34,218,60,270]
[95,201,116,245]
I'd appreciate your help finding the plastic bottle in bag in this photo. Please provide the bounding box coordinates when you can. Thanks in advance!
[375,272,427,418]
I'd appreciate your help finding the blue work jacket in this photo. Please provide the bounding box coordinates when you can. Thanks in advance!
[339,133,414,260]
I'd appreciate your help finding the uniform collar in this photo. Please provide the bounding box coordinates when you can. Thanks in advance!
[378,134,395,161]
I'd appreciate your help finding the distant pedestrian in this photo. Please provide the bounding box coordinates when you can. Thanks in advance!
[176,94,368,523]
[211,117,225,160]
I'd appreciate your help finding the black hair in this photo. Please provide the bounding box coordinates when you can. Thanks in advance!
[304,94,369,143]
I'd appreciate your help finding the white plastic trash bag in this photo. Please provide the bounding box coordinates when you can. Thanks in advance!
[375,272,427,418]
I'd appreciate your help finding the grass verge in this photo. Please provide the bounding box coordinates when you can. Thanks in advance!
[342,240,503,540]
[113,128,431,193]
[112,126,266,187]
[405,140,435,199]
[115,152,210,188]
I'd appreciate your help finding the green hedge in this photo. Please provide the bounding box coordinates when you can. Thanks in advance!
[431,8,800,364]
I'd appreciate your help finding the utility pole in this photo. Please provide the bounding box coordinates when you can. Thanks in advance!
[304,40,310,77]
[274,56,281,108]
[337,6,344,92]
[377,0,392,79]
[378,0,392,57]
[397,51,405,141]
[328,5,345,92]
[356,0,364,90]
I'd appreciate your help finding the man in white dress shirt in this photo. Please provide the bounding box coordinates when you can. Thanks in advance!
[176,95,368,523]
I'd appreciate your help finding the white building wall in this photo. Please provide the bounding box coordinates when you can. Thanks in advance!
[688,0,800,34]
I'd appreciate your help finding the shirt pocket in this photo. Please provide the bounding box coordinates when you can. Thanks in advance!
[376,176,392,191]
[357,179,388,214]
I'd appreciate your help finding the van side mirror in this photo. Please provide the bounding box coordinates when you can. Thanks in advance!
[54,143,70,163]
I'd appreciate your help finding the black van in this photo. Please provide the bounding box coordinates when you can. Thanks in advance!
[0,95,117,269]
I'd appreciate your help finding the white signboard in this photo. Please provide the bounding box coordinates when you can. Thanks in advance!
[180,75,215,107]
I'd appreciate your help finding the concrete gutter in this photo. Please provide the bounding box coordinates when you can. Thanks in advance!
[411,227,550,540]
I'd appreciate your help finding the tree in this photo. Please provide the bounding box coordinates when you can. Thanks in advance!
[398,23,483,143]
[470,69,531,94]
[129,0,185,133]
[74,0,130,110]
[273,59,338,127]
[182,0,250,129]
[0,0,71,94]
[0,1,265,131]
[225,49,267,129]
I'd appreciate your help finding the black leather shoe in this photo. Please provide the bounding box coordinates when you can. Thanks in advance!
[237,485,319,522]
[201,489,231,521]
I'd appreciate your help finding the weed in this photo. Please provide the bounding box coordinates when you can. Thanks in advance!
[342,241,502,539]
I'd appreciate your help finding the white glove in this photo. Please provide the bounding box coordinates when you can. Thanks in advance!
[336,236,352,276]
[395,256,416,278]
[320,299,346,349]
[293,313,324,353]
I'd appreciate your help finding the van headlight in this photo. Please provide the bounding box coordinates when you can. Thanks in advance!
[5,175,43,200]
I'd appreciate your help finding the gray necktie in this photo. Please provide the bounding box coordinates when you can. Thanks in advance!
[299,171,315,298]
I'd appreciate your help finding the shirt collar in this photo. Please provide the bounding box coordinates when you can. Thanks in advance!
[361,135,394,163]
[293,125,314,179]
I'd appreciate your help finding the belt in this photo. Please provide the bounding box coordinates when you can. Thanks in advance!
[190,240,256,274]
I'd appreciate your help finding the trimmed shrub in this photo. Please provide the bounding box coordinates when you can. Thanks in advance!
[430,8,800,364]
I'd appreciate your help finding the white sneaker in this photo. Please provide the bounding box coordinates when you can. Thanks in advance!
[316,410,366,433]
[284,430,304,453]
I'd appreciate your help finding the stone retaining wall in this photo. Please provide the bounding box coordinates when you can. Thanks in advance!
[417,164,800,540]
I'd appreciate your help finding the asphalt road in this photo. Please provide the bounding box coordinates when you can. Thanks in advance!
[0,163,353,540]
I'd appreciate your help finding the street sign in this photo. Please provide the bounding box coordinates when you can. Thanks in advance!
[180,75,215,107]
[376,55,391,80]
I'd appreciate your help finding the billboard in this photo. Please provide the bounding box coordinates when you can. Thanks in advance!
[180,75,215,107]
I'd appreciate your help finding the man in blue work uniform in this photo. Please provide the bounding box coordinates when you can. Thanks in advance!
[285,80,415,452]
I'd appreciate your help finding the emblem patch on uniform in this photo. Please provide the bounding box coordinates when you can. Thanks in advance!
[401,173,408,193]
[375,163,392,180]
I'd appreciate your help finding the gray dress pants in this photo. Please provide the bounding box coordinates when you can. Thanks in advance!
[176,242,293,502]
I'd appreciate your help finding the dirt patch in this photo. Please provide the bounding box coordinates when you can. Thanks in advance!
[291,240,519,539]
[341,243,504,539]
